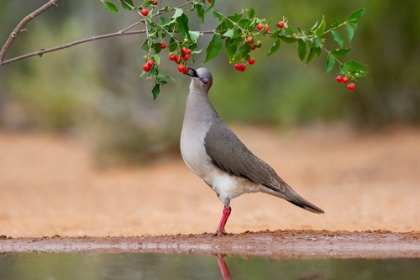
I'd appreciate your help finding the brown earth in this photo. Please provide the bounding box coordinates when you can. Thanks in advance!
[0,124,420,239]
[1,230,420,258]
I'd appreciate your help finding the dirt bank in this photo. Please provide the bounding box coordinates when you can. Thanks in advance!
[1,230,420,258]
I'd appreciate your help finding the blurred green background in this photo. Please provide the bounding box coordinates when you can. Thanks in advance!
[1,0,419,166]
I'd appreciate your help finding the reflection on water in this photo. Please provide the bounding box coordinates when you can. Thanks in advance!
[0,253,419,280]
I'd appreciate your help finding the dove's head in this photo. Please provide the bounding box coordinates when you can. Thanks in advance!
[185,67,213,93]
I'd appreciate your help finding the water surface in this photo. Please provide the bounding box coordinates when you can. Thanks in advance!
[0,253,419,280]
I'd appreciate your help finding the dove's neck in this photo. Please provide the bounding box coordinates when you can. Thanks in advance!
[183,87,219,129]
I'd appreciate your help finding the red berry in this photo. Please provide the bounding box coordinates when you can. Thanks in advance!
[178,65,186,73]
[143,64,151,72]
[234,63,241,71]
[183,54,189,61]
[240,64,246,72]
[182,67,189,74]
[140,8,149,16]
[265,26,269,34]
[207,0,212,3]
[248,57,255,65]
[336,76,343,83]
[161,42,167,49]
[181,47,188,54]
[257,23,264,31]
[175,56,181,64]
[169,54,176,61]
[147,60,154,67]
[342,77,349,84]
[250,45,256,51]
[278,21,285,29]
[186,48,192,55]
[348,83,356,91]
[152,0,158,6]
[247,36,254,44]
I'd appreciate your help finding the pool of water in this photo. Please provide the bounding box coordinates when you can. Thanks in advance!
[0,253,419,280]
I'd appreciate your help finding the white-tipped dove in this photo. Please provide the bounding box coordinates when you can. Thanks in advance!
[181,67,324,235]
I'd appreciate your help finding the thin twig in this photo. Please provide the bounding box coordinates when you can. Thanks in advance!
[0,30,146,66]
[0,0,62,64]
[119,20,143,33]
[0,29,217,66]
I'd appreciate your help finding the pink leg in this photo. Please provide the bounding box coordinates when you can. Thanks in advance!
[216,205,232,235]
[216,254,232,280]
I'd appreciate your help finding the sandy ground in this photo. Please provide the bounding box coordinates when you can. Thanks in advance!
[0,125,420,237]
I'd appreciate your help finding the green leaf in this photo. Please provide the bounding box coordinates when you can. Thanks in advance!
[233,43,250,62]
[331,47,352,57]
[176,14,190,39]
[310,21,319,31]
[346,23,355,42]
[157,72,176,82]
[152,43,162,54]
[343,60,367,71]
[306,47,317,64]
[315,15,326,37]
[285,26,293,36]
[331,30,344,48]
[119,0,133,11]
[152,83,160,100]
[228,11,243,23]
[141,39,149,52]
[207,0,216,11]
[159,17,167,25]
[247,8,255,18]
[325,54,335,73]
[204,34,223,63]
[38,49,45,57]
[237,18,251,29]
[212,10,224,22]
[103,1,119,13]
[189,31,201,42]
[297,39,306,61]
[354,71,368,78]
[331,18,339,28]
[224,38,236,62]
[195,4,205,23]
[153,54,161,66]
[172,8,184,19]
[267,39,281,56]
[269,30,281,39]
[150,65,158,75]
[279,36,297,44]
[346,8,365,22]
[222,29,235,38]
[168,37,177,52]
[312,37,323,48]
[159,6,169,13]
[314,47,321,56]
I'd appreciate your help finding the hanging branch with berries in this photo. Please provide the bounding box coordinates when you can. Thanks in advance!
[111,0,367,98]
[0,0,367,99]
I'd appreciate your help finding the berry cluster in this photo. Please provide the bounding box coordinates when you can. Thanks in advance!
[143,60,155,72]
[336,76,356,91]
[168,47,192,65]
[234,57,255,72]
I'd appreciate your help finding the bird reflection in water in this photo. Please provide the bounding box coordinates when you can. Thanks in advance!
[216,254,231,280]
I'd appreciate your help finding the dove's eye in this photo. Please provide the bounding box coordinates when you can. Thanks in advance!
[201,78,209,84]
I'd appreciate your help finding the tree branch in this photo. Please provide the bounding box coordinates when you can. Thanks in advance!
[0,0,62,64]
[0,29,218,66]
[0,30,146,66]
